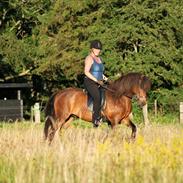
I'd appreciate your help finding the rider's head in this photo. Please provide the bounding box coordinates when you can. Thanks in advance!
[90,40,102,50]
[90,40,102,56]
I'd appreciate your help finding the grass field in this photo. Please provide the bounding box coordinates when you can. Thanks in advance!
[0,120,183,183]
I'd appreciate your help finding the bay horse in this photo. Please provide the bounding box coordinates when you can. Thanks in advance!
[44,72,151,143]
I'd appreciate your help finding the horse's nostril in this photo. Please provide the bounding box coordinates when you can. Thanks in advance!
[138,98,147,107]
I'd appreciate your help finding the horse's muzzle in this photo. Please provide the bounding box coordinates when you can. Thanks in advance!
[137,96,147,107]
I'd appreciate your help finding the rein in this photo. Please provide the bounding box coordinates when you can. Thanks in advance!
[100,84,132,99]
[100,84,115,93]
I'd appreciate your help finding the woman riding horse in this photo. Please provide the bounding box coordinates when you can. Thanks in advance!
[84,40,108,127]
[44,72,151,143]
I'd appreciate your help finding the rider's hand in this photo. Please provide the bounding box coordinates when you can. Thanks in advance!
[97,80,104,86]
[106,78,112,84]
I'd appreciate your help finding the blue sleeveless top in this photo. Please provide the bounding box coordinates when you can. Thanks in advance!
[90,59,104,80]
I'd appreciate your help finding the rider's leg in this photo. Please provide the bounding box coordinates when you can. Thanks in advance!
[84,77,101,127]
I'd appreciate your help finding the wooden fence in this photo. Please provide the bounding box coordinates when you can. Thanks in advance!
[0,100,182,124]
[144,100,183,124]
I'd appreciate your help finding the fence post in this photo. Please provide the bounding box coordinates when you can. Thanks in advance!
[142,103,150,126]
[17,90,21,100]
[180,102,183,124]
[20,100,23,121]
[31,106,34,122]
[34,103,40,123]
[154,99,157,117]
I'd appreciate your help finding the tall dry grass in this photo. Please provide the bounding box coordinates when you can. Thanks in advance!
[0,121,183,183]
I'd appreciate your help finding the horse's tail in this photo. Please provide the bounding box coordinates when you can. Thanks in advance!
[44,92,57,140]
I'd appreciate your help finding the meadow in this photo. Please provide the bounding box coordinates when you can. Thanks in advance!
[0,118,183,183]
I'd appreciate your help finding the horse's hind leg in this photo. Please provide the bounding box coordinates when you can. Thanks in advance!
[123,118,137,139]
[44,116,56,142]
[53,115,74,137]
[62,116,74,129]
[44,116,68,144]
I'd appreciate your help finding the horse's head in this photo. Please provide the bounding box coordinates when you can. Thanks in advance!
[109,73,151,106]
[134,86,148,106]
[133,74,151,107]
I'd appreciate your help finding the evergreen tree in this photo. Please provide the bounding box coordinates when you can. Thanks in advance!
[0,0,183,107]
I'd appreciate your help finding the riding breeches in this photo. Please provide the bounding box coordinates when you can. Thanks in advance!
[84,77,101,123]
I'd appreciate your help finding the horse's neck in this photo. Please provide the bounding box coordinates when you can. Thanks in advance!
[106,91,132,100]
[123,93,133,99]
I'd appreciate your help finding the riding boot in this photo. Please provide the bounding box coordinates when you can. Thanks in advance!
[93,120,100,128]
[93,117,102,128]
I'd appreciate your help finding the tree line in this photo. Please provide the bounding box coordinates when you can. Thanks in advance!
[0,0,183,111]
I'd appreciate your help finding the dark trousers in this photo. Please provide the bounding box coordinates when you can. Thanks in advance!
[84,77,101,123]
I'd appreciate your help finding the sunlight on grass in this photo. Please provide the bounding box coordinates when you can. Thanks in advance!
[0,121,183,183]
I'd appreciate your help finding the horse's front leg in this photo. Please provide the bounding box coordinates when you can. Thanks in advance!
[123,118,137,139]
[129,120,137,139]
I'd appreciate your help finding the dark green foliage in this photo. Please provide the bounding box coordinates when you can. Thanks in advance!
[0,0,183,111]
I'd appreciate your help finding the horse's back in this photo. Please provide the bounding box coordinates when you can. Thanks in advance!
[53,87,89,119]
[54,87,86,107]
[56,87,85,97]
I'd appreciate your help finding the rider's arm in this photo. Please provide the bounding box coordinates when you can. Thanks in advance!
[84,56,98,82]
